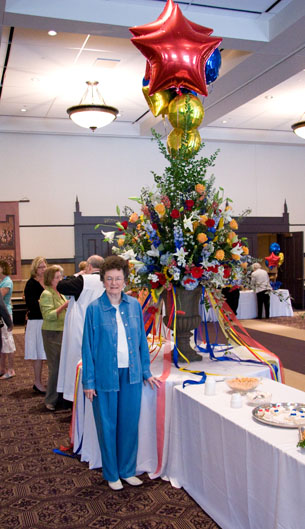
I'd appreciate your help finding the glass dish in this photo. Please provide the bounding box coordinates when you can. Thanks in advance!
[226,377,260,393]
[252,402,305,428]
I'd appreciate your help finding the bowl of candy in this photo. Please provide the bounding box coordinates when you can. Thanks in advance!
[297,426,305,449]
[226,377,260,393]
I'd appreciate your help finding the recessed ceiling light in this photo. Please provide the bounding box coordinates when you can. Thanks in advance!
[265,95,274,100]
[222,120,227,124]
[48,30,57,36]
[20,107,27,112]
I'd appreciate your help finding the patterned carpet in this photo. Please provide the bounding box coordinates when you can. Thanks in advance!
[0,333,220,529]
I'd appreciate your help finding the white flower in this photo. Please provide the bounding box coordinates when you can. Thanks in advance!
[174,247,188,267]
[148,273,159,282]
[183,213,194,232]
[102,230,115,243]
[147,246,160,257]
[120,249,136,260]
[231,243,244,257]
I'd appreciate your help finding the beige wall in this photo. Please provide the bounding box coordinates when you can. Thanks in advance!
[0,131,304,261]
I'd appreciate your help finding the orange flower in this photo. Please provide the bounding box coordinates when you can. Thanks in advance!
[129,212,139,223]
[155,203,166,217]
[193,221,199,230]
[230,219,238,230]
[195,183,205,194]
[136,224,142,231]
[242,246,249,255]
[118,238,125,247]
[200,215,208,225]
[197,233,208,244]
[215,249,225,260]
[231,253,240,261]
[241,262,248,269]
[228,231,236,241]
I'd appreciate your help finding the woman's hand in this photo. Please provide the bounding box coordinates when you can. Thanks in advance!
[84,389,97,402]
[145,376,160,390]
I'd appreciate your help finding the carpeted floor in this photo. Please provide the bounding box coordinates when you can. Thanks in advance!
[0,333,220,529]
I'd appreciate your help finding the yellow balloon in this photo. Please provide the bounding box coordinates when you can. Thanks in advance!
[168,94,204,131]
[142,86,172,117]
[278,252,284,266]
[167,128,201,158]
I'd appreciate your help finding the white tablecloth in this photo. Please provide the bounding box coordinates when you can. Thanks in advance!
[204,289,293,321]
[166,378,305,529]
[73,351,273,473]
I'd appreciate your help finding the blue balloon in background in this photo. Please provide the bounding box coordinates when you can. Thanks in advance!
[269,242,280,255]
[142,77,149,87]
[205,48,222,85]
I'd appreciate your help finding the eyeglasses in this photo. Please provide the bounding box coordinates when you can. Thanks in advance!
[105,276,124,283]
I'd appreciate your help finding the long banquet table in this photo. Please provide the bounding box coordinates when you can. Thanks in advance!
[166,378,305,529]
[73,349,276,474]
[204,288,293,322]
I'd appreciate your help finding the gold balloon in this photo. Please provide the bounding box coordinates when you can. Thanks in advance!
[168,94,204,130]
[167,128,201,158]
[278,252,284,266]
[142,86,172,117]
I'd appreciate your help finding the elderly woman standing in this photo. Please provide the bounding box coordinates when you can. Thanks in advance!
[0,260,16,379]
[39,265,68,411]
[24,256,48,393]
[82,256,159,491]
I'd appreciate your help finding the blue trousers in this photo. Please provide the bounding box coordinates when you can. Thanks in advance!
[92,368,142,482]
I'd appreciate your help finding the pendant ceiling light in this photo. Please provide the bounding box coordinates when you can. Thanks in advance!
[291,118,305,139]
[67,81,119,132]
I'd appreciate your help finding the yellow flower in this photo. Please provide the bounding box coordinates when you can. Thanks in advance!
[118,238,125,247]
[215,249,225,260]
[242,246,249,255]
[200,215,208,225]
[228,231,236,241]
[197,233,208,244]
[230,219,238,230]
[217,217,224,230]
[129,212,139,223]
[155,203,166,217]
[231,253,240,261]
[195,183,205,194]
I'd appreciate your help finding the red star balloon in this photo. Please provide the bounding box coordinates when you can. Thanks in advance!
[130,0,213,38]
[265,252,280,268]
[131,4,222,96]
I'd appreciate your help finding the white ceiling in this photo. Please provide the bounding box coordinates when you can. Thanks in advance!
[1,0,305,144]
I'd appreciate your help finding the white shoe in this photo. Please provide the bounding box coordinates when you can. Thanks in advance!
[108,479,123,491]
[122,476,143,486]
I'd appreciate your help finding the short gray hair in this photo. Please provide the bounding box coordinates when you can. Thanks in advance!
[252,262,261,271]
[87,255,104,269]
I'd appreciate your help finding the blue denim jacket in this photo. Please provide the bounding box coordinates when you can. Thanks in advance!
[82,291,152,392]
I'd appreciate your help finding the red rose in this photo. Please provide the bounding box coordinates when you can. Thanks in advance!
[207,265,219,274]
[205,219,215,228]
[156,272,166,285]
[190,266,203,279]
[150,280,159,289]
[119,220,128,231]
[185,199,194,211]
[152,223,158,230]
[223,267,231,278]
[170,209,180,219]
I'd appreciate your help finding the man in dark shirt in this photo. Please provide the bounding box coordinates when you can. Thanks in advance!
[57,255,103,299]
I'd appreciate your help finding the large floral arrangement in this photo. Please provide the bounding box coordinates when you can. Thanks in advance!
[103,128,251,300]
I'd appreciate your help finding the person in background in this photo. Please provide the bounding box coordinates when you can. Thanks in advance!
[0,260,16,379]
[56,255,105,402]
[251,262,272,319]
[82,256,159,491]
[24,256,48,393]
[75,260,87,276]
[221,285,240,316]
[39,265,68,411]
[0,291,13,353]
